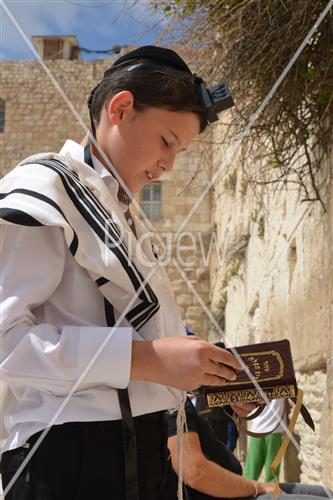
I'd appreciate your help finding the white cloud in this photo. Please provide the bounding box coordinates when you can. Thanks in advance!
[0,0,166,60]
[1,0,81,59]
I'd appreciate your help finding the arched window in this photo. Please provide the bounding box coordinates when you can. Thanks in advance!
[0,99,5,133]
[140,182,162,220]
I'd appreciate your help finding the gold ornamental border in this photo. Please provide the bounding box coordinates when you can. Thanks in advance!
[207,384,296,407]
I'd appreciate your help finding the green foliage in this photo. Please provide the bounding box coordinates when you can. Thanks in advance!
[257,215,265,240]
[153,0,333,209]
[251,211,265,240]
[223,170,237,191]
[220,289,228,309]
[251,209,259,224]
[229,258,242,279]
[214,288,228,329]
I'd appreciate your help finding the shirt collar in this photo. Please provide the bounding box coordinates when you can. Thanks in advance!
[59,140,130,213]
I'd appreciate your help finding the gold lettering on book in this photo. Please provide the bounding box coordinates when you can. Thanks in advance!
[206,385,296,407]
[225,350,284,386]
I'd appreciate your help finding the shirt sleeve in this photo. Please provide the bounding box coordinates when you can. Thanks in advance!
[0,224,133,396]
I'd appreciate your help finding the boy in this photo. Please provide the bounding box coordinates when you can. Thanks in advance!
[0,45,241,499]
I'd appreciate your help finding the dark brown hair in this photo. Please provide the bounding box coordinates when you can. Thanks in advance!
[89,59,208,133]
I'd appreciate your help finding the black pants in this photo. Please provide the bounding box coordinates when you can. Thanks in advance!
[1,412,172,500]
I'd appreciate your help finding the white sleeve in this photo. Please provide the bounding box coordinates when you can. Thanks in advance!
[0,224,133,396]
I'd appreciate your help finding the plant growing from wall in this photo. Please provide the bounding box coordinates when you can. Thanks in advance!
[213,288,228,330]
[151,0,333,210]
[251,210,265,240]
[223,170,237,191]
[257,215,265,240]
[228,258,242,280]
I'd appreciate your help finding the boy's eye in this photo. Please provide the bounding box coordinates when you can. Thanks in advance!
[161,137,171,148]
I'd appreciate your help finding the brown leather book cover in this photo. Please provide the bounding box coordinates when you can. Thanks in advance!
[203,339,297,407]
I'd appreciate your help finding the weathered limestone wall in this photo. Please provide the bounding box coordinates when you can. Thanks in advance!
[0,59,212,335]
[295,371,327,483]
[209,122,333,487]
[0,59,130,176]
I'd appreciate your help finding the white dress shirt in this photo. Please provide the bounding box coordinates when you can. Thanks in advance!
[0,140,183,452]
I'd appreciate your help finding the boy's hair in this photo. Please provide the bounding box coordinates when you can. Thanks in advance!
[89,58,208,133]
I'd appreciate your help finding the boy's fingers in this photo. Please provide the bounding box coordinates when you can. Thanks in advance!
[211,345,243,371]
[203,374,227,387]
[209,361,237,382]
[231,402,258,416]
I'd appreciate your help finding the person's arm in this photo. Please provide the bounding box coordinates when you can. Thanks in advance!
[1,224,243,395]
[1,224,133,395]
[131,336,243,390]
[168,432,279,498]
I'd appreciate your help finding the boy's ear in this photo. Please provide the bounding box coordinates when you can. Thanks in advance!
[106,91,135,125]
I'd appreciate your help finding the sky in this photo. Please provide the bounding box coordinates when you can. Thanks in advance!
[1,0,167,61]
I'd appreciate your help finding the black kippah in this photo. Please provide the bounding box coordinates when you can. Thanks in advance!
[112,45,192,75]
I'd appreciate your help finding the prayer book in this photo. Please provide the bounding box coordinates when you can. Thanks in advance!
[203,339,298,407]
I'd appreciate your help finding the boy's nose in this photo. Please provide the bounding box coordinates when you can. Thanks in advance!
[165,151,177,172]
[159,157,175,173]
[165,160,174,172]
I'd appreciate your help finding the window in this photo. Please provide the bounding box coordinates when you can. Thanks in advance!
[0,99,5,133]
[43,38,64,59]
[140,182,162,220]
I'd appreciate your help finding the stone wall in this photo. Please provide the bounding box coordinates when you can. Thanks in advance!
[209,122,333,487]
[0,59,213,335]
[295,370,328,484]
[132,137,213,337]
[1,59,111,175]
[3,56,332,484]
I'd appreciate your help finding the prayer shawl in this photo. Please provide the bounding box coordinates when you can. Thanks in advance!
[0,149,185,499]
[0,150,186,343]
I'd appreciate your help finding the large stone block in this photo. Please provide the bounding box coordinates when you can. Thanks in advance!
[320,358,333,488]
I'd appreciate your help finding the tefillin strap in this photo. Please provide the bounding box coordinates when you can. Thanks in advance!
[84,140,139,500]
[84,141,94,168]
[84,142,132,206]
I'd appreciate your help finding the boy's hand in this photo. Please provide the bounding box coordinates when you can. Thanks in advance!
[230,402,259,417]
[131,336,243,391]
[257,482,282,495]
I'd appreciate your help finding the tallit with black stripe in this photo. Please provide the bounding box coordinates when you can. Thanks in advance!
[0,150,186,338]
[0,150,185,500]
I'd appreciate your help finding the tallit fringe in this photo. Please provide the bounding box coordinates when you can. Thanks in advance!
[176,398,191,500]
